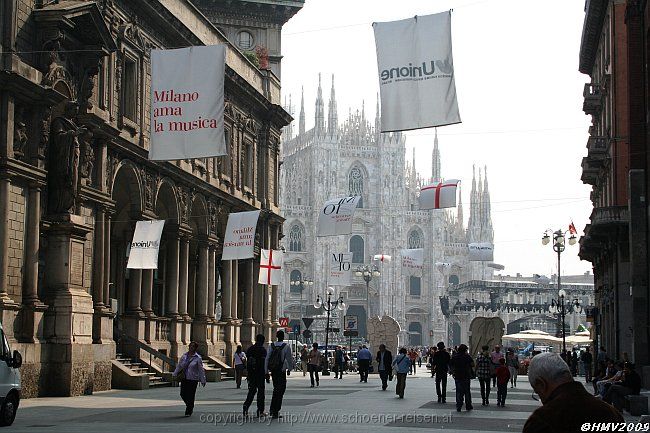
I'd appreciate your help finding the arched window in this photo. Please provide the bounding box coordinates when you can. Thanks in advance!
[289,224,304,252]
[409,276,421,296]
[407,228,423,249]
[350,235,364,264]
[348,166,364,208]
[290,270,303,294]
[449,274,460,286]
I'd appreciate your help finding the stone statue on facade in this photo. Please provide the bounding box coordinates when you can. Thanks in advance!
[13,121,28,159]
[48,101,87,215]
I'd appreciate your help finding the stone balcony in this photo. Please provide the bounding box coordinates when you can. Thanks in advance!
[581,156,599,185]
[579,206,628,261]
[583,83,603,116]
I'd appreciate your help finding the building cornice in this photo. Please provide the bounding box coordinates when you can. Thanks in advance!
[579,0,609,74]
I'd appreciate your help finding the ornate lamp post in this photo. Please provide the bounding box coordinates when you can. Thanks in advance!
[542,229,577,354]
[548,288,582,355]
[290,277,313,324]
[354,264,380,323]
[314,287,345,375]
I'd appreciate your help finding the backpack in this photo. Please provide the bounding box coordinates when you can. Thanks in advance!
[268,343,286,372]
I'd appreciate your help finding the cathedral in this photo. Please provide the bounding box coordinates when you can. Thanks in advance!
[279,74,495,346]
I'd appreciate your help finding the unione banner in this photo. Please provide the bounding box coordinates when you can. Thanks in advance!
[149,45,226,160]
[418,179,460,210]
[317,196,361,236]
[373,11,461,132]
[222,210,260,260]
[127,220,165,269]
[330,252,352,286]
[259,249,283,285]
[468,242,494,261]
[401,249,424,276]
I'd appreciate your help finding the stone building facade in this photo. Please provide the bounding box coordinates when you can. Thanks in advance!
[278,75,494,347]
[0,0,302,397]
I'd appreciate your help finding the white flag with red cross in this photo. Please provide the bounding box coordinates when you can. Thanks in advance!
[373,254,392,263]
[418,179,460,210]
[258,249,283,285]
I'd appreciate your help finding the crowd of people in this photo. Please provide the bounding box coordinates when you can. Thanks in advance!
[169,335,643,427]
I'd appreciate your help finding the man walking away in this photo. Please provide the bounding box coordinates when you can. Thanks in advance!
[357,345,372,383]
[376,344,393,391]
[393,347,411,398]
[431,341,450,403]
[243,334,267,417]
[495,358,510,407]
[475,345,492,406]
[265,330,293,419]
[523,352,623,433]
[307,343,322,387]
[450,344,474,412]
[334,346,345,379]
[581,347,593,383]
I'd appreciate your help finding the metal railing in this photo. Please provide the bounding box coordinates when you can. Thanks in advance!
[114,326,176,374]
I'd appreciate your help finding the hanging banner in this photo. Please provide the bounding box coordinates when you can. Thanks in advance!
[418,179,460,210]
[127,220,165,269]
[149,45,226,160]
[330,252,352,286]
[373,11,461,132]
[468,242,494,261]
[258,249,283,285]
[401,249,424,276]
[373,254,392,263]
[222,210,260,260]
[317,196,361,236]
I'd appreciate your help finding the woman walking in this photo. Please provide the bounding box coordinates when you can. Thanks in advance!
[233,345,247,389]
[307,343,322,387]
[300,346,309,376]
[172,341,207,416]
[393,347,412,398]
[506,349,519,388]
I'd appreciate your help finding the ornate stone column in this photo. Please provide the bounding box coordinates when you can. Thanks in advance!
[207,244,216,320]
[91,206,105,343]
[103,213,111,309]
[140,269,154,344]
[220,260,232,322]
[178,235,190,345]
[240,259,257,347]
[0,176,18,308]
[165,236,180,318]
[192,240,209,353]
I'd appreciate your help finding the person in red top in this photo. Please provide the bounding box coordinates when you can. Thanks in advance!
[495,358,511,407]
[408,349,418,375]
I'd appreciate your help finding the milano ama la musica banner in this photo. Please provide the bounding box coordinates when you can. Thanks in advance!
[373,11,461,132]
[149,45,226,160]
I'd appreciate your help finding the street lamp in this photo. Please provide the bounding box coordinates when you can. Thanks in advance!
[290,277,314,324]
[542,228,578,355]
[314,287,345,375]
[355,264,380,321]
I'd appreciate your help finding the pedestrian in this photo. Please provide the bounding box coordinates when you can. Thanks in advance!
[495,358,510,407]
[334,346,345,379]
[449,343,474,412]
[475,345,492,406]
[571,349,579,377]
[243,334,267,417]
[490,345,504,387]
[507,349,519,388]
[265,330,293,419]
[417,348,422,367]
[376,344,393,391]
[597,346,608,375]
[428,346,437,377]
[307,342,321,387]
[431,341,450,403]
[172,341,207,417]
[300,346,309,377]
[392,347,411,398]
[233,345,246,389]
[408,348,418,375]
[523,352,623,433]
[603,362,641,411]
[357,345,372,383]
[581,347,593,383]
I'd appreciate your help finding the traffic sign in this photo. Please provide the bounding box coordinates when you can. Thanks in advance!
[344,315,358,331]
[302,329,312,339]
[293,323,301,334]
[343,330,359,337]
[302,317,314,329]
[279,317,289,327]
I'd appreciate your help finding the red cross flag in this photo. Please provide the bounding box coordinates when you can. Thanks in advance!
[418,179,460,210]
[258,249,283,285]
[373,254,392,263]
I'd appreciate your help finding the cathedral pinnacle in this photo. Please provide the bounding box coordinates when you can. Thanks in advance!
[327,73,338,136]
[315,73,325,136]
[432,128,441,183]
[299,86,305,136]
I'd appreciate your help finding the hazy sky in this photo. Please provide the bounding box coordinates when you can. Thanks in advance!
[281,0,592,277]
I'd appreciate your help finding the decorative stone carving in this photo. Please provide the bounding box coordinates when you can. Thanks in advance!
[41,31,71,88]
[143,171,155,211]
[79,129,95,184]
[48,101,86,215]
[13,117,28,159]
[367,315,401,354]
[38,107,52,160]
[105,151,118,193]
[78,60,100,112]
[208,201,218,236]
[468,316,505,357]
[177,188,189,225]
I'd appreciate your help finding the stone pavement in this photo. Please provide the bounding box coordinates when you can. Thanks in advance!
[8,369,621,433]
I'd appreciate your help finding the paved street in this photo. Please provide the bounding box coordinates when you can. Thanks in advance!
[13,369,548,433]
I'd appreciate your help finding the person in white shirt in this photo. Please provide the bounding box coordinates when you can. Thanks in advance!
[233,345,247,389]
[265,330,293,419]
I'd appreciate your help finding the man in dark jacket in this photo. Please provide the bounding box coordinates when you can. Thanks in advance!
[604,362,642,411]
[431,341,451,403]
[449,344,474,412]
[334,346,345,379]
[243,334,267,417]
[376,344,393,391]
[523,352,623,433]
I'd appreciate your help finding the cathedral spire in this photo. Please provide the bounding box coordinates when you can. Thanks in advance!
[327,74,338,136]
[432,128,441,183]
[482,165,493,242]
[468,164,478,242]
[477,166,484,224]
[457,184,464,232]
[314,73,325,136]
[299,86,305,136]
